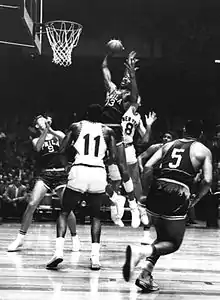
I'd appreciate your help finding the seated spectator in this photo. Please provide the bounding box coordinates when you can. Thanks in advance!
[2,176,28,220]
[0,175,8,223]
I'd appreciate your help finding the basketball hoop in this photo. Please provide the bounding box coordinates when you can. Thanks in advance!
[45,20,83,67]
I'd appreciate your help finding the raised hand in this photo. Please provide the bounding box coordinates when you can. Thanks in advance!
[145,111,157,127]
[127,51,138,66]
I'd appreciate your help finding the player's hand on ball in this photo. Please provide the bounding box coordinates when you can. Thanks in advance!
[106,39,124,56]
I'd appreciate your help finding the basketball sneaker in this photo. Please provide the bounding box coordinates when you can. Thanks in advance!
[46,251,63,269]
[90,255,101,270]
[122,245,145,282]
[8,236,24,252]
[114,218,124,227]
[110,196,125,227]
[110,204,118,223]
[135,269,159,292]
[129,201,141,228]
[115,195,126,220]
[72,235,81,252]
[138,203,149,226]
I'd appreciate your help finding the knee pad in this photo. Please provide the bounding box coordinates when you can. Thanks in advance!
[108,164,121,181]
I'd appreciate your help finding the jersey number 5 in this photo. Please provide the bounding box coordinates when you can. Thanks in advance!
[168,148,185,168]
[83,134,100,157]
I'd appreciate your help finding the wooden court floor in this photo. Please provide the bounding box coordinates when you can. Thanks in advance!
[0,221,220,300]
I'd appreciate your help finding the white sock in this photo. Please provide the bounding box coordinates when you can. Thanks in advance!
[129,200,137,209]
[110,192,118,204]
[17,233,25,242]
[140,244,154,257]
[56,237,65,252]
[143,229,151,241]
[91,243,100,256]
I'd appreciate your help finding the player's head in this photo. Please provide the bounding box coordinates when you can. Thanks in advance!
[120,74,131,89]
[162,131,175,143]
[86,104,102,122]
[183,120,203,138]
[33,113,52,131]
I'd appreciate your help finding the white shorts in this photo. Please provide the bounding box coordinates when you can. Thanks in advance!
[125,144,137,165]
[67,165,107,194]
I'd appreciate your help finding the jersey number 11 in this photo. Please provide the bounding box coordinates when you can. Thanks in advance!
[83,134,100,157]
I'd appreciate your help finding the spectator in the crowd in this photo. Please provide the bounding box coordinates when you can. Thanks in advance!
[2,176,28,220]
[0,175,8,224]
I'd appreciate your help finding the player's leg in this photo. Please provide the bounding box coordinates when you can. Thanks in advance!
[47,165,86,268]
[8,179,48,252]
[87,167,108,270]
[104,128,129,226]
[46,187,82,269]
[135,217,186,292]
[139,166,154,243]
[88,192,105,270]
[116,143,140,228]
[106,165,126,227]
[128,162,149,226]
[56,186,80,252]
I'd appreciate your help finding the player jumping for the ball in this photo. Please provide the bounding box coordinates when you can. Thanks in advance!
[101,41,140,228]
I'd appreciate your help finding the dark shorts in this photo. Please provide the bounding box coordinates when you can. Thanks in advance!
[62,188,106,219]
[107,125,123,144]
[146,178,190,220]
[37,169,68,192]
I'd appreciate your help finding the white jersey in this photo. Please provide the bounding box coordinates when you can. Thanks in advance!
[121,106,145,164]
[121,106,142,144]
[73,121,107,168]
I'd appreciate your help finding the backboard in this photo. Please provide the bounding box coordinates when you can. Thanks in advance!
[0,0,43,54]
[23,0,43,54]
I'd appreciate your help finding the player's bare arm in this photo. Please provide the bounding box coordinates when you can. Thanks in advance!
[137,142,162,172]
[190,143,213,207]
[32,127,49,152]
[138,111,157,143]
[105,127,117,164]
[145,141,175,168]
[102,55,115,93]
[59,123,79,154]
[47,125,65,143]
[59,130,74,154]
[124,51,139,105]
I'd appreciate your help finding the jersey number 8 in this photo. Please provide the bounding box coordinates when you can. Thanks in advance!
[125,122,133,135]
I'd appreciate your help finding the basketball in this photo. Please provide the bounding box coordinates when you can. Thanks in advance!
[106,39,124,53]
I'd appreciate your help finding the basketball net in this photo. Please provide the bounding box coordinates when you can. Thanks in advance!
[45,20,83,67]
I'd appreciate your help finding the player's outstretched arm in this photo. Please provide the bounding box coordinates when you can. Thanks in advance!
[102,55,115,94]
[124,51,139,105]
[140,111,157,143]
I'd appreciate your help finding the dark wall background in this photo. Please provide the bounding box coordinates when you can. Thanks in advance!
[1,0,220,134]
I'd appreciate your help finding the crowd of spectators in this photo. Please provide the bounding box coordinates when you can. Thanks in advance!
[0,113,219,227]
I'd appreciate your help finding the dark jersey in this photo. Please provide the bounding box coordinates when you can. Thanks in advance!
[102,87,128,124]
[158,139,197,189]
[35,135,65,172]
